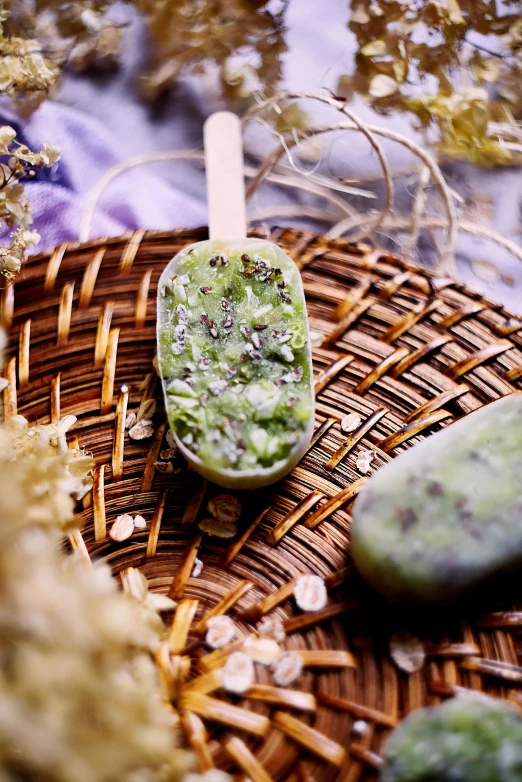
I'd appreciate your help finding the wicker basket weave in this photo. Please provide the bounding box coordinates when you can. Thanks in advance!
[4,225,522,782]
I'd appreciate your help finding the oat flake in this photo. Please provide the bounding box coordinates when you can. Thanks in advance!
[198,518,237,538]
[128,419,154,440]
[257,616,286,643]
[208,494,242,524]
[272,651,303,686]
[192,558,203,578]
[389,631,426,674]
[341,412,362,434]
[222,651,254,695]
[205,615,237,649]
[110,513,134,542]
[133,515,147,529]
[243,637,281,666]
[294,574,328,612]
[125,412,137,430]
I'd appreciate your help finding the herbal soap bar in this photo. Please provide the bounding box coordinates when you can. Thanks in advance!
[381,697,522,782]
[157,238,314,489]
[351,394,522,602]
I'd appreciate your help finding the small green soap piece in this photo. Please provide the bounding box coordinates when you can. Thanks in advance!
[157,238,314,489]
[351,395,522,602]
[381,697,522,782]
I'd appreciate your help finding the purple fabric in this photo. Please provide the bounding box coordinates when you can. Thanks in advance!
[1,100,207,254]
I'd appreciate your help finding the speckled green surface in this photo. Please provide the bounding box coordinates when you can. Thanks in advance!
[157,239,314,482]
[381,697,522,782]
[351,394,522,602]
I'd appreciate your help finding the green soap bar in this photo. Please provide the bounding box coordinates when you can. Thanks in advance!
[157,238,314,489]
[381,697,522,782]
[351,394,522,602]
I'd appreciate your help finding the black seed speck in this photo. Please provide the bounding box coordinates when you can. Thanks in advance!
[277,281,285,289]
[209,257,217,267]
[209,327,219,339]
[398,507,418,532]
[200,286,211,294]
[241,254,250,263]
[221,300,229,310]
[254,324,267,331]
[274,268,282,275]
[280,291,291,303]
[200,313,208,324]
[427,481,443,496]
[222,319,233,329]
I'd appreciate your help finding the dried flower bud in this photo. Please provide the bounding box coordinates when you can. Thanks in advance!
[272,651,303,686]
[198,518,237,538]
[207,494,242,524]
[294,575,328,612]
[110,513,134,542]
[129,419,154,440]
[356,449,376,474]
[223,651,254,694]
[205,615,237,649]
[389,631,425,674]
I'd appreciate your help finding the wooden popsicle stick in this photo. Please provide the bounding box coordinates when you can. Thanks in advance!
[204,111,247,241]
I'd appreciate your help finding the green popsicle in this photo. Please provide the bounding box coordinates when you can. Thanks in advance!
[351,394,522,602]
[381,697,522,782]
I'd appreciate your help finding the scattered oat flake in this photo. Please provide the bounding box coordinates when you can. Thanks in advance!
[243,637,281,666]
[198,517,237,538]
[222,651,254,695]
[294,574,328,612]
[352,720,369,736]
[154,461,176,473]
[272,651,303,686]
[341,412,362,434]
[389,631,425,674]
[206,615,237,649]
[472,259,501,284]
[310,330,323,347]
[257,616,286,643]
[356,449,376,475]
[125,412,137,429]
[129,419,154,440]
[207,494,242,524]
[192,558,203,577]
[159,447,176,460]
[134,515,147,529]
[110,513,134,542]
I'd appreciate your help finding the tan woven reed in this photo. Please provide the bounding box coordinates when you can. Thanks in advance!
[4,225,522,781]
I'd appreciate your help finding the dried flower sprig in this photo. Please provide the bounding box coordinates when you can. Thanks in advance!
[0,410,190,781]
[0,124,59,279]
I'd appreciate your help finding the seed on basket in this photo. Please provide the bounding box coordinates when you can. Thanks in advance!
[198,517,237,538]
[128,419,154,440]
[205,615,237,649]
[256,616,286,643]
[207,494,242,524]
[243,637,281,665]
[159,447,177,460]
[294,574,327,612]
[340,412,362,434]
[389,631,425,674]
[272,651,303,686]
[110,513,134,542]
[356,449,376,475]
[223,651,254,694]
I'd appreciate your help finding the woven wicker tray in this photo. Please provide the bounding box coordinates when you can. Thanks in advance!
[4,226,522,781]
